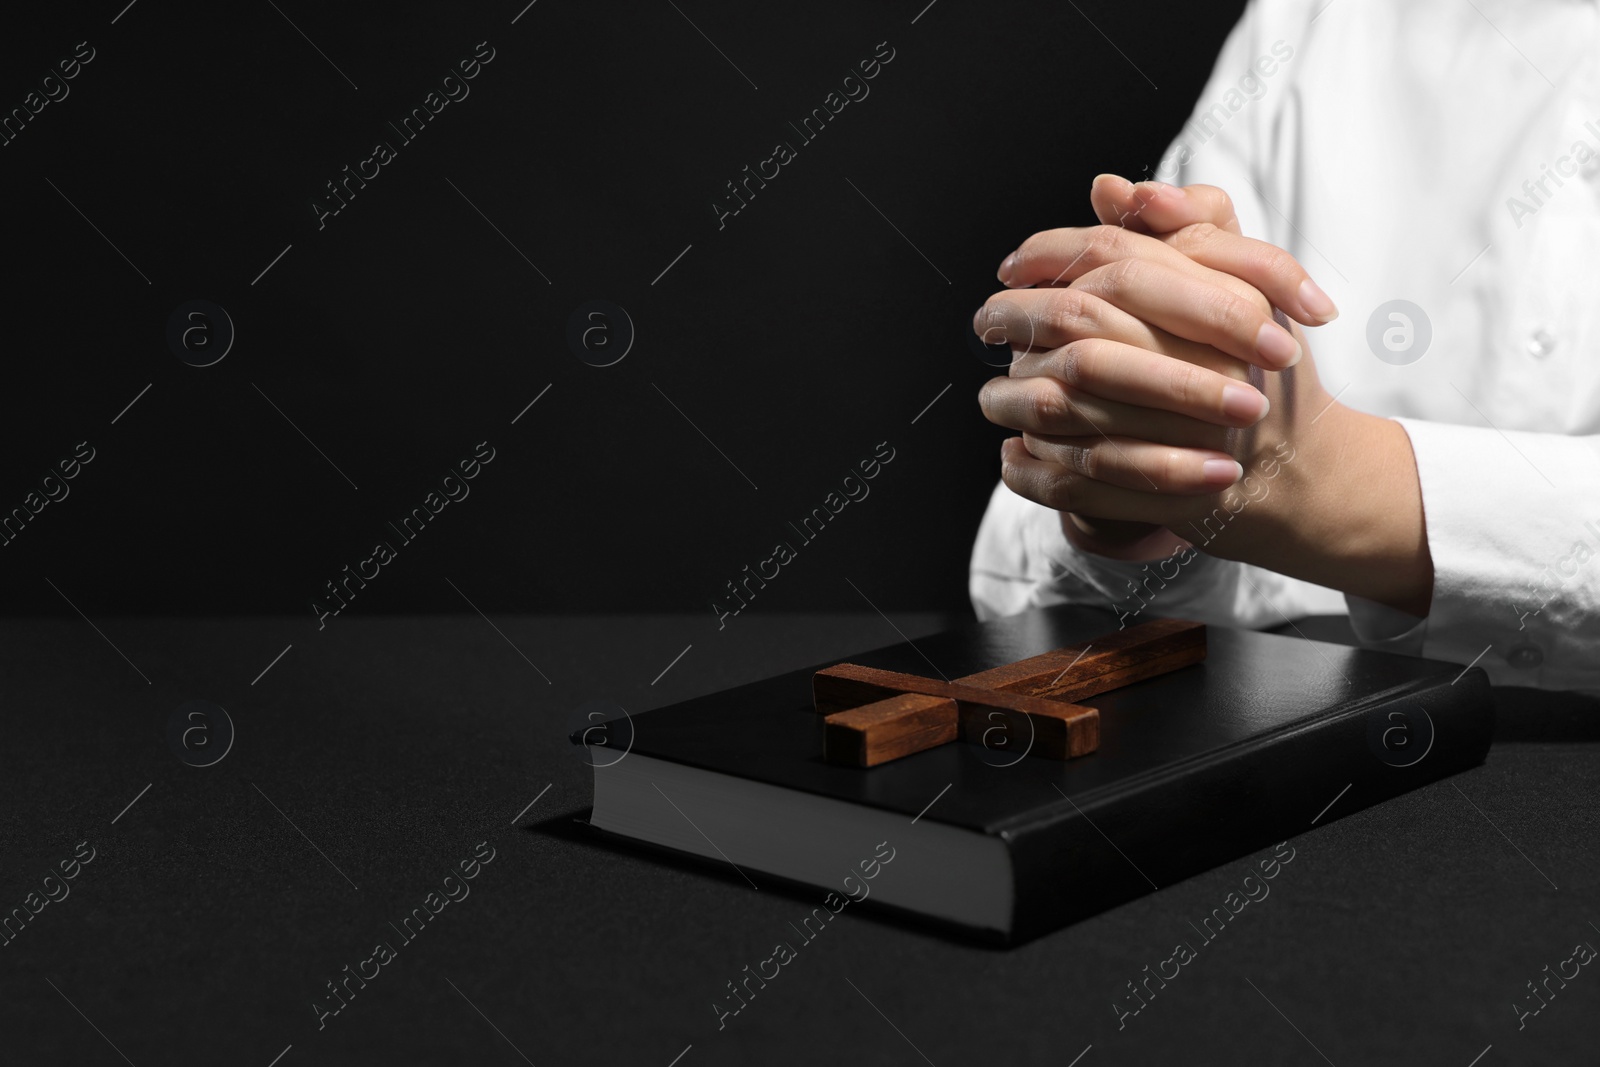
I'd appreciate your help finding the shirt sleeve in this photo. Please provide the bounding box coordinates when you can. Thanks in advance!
[969,480,1346,626]
[1388,419,1600,692]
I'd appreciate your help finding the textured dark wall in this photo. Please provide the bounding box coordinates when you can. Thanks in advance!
[0,0,1244,618]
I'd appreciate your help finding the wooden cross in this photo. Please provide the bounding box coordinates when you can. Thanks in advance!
[814,617,1207,766]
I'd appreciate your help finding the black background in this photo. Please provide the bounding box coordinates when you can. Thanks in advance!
[0,0,1241,619]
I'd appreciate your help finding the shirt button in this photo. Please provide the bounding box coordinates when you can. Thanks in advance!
[1527,327,1557,359]
[1506,642,1544,669]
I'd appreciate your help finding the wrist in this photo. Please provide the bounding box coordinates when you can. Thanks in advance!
[1227,404,1433,616]
[1062,513,1191,562]
[1322,408,1433,615]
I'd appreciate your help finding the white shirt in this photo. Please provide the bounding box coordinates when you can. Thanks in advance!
[970,0,1600,693]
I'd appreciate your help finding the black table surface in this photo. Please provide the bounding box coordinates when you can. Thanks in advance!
[4,611,1597,1066]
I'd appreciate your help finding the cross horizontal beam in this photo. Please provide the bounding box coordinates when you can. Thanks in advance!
[816,618,1207,767]
[817,664,1099,763]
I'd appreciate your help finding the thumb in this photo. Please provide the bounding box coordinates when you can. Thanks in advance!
[1089,173,1336,325]
[1091,174,1244,236]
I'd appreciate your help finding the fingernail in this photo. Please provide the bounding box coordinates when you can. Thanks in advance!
[1297,278,1338,322]
[1202,458,1244,484]
[1255,322,1302,368]
[998,253,1017,285]
[973,306,989,335]
[1092,173,1133,195]
[1220,384,1270,424]
[1134,180,1179,198]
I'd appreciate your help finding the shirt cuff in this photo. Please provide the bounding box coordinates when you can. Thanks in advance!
[969,477,1349,627]
[1344,593,1427,655]
[1394,416,1600,691]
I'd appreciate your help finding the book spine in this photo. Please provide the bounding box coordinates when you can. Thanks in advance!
[1001,669,1495,943]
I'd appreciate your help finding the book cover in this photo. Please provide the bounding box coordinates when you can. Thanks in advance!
[578,607,1494,944]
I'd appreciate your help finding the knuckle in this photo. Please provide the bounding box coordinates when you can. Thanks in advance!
[1166,359,1206,410]
[1160,448,1186,487]
[1087,225,1130,261]
[1040,473,1072,511]
[1064,442,1096,478]
[1098,255,1144,293]
[1257,255,1304,310]
[1221,275,1272,316]
[1174,221,1222,253]
[1204,287,1254,337]
[1027,381,1069,428]
[1055,339,1097,387]
[1043,288,1088,333]
[1002,446,1069,512]
[1228,243,1295,301]
[1255,244,1303,285]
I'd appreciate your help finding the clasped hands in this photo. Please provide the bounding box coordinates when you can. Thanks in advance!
[977,175,1433,616]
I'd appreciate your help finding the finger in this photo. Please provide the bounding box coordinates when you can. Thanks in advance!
[978,375,1233,449]
[1071,257,1302,370]
[1009,334,1251,385]
[1000,438,1195,523]
[976,286,1259,379]
[1090,176,1338,325]
[1019,432,1242,494]
[996,224,1271,315]
[1089,174,1158,235]
[1007,338,1269,428]
[998,224,1191,289]
[1163,222,1339,324]
[974,285,1163,354]
[1090,174,1242,236]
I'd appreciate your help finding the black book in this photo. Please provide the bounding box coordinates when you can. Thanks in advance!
[578,607,1493,944]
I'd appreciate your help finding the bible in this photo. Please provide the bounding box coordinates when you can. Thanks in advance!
[577,606,1493,944]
